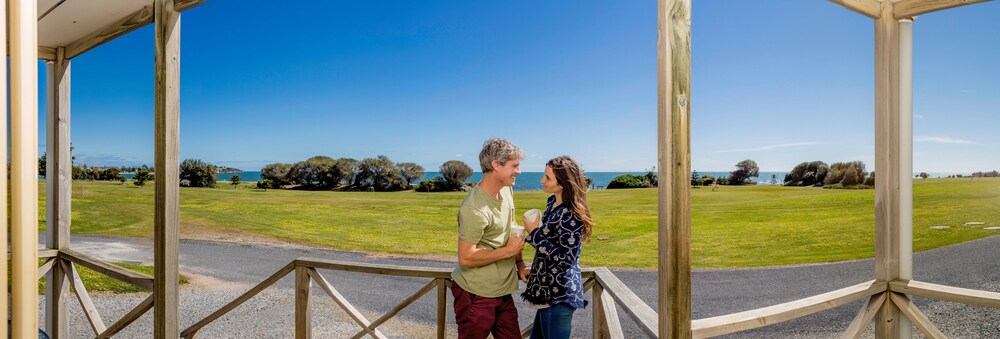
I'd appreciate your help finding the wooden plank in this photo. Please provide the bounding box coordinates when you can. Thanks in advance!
[10,248,59,260]
[890,279,1000,308]
[45,45,72,339]
[154,0,182,337]
[97,294,154,339]
[888,292,946,339]
[594,268,658,337]
[602,289,626,339]
[657,0,693,338]
[64,0,206,59]
[37,258,57,280]
[593,284,608,339]
[841,292,887,339]
[294,258,452,278]
[827,0,882,19]
[296,267,312,339]
[64,261,108,335]
[894,0,992,19]
[437,279,447,339]
[39,46,57,60]
[692,280,885,338]
[0,0,7,334]
[60,250,154,291]
[308,268,387,339]
[874,3,901,337]
[9,0,40,336]
[181,263,296,338]
[350,279,438,339]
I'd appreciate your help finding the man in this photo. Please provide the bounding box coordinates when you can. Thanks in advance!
[451,138,527,339]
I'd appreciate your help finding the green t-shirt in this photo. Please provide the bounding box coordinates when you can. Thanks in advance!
[451,185,519,298]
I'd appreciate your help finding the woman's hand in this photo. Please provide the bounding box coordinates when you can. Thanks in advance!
[523,214,540,235]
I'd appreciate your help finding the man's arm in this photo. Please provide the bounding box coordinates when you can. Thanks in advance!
[457,234,524,268]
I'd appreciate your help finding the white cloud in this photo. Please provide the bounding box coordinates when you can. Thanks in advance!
[914,136,974,144]
[455,154,464,157]
[714,142,820,153]
[913,114,924,119]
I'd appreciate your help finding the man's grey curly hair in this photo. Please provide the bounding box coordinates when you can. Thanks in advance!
[479,138,524,173]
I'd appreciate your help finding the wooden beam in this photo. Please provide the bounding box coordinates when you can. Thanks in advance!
[181,263,295,338]
[436,279,447,339]
[37,258,57,280]
[64,261,108,335]
[350,279,438,339]
[9,0,40,336]
[39,46,57,60]
[828,0,882,19]
[60,250,154,291]
[154,0,182,337]
[0,1,7,335]
[594,268,659,337]
[293,258,453,278]
[874,3,901,337]
[888,293,946,339]
[593,284,608,338]
[307,268,387,339]
[46,46,72,339]
[894,0,993,19]
[64,0,206,59]
[841,292,887,339]
[692,280,886,338]
[658,0,692,338]
[890,279,1000,308]
[296,267,313,339]
[98,294,155,339]
[601,289,626,339]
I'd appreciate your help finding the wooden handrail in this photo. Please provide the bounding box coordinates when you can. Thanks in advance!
[692,280,886,338]
[593,267,659,337]
[889,279,1000,308]
[59,249,154,291]
[293,257,452,278]
[181,262,296,338]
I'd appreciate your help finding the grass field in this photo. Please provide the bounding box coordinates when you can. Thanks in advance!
[39,178,1000,268]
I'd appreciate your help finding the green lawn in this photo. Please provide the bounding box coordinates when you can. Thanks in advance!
[37,178,1000,268]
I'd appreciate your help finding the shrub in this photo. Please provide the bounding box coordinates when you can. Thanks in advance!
[729,160,759,185]
[415,178,443,192]
[180,159,217,188]
[397,162,425,187]
[440,160,473,190]
[257,179,275,189]
[355,155,407,191]
[133,168,152,187]
[230,175,241,187]
[784,161,830,186]
[824,161,868,187]
[698,175,716,186]
[261,163,294,187]
[607,174,650,189]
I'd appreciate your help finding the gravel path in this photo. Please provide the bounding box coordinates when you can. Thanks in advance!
[38,234,1000,338]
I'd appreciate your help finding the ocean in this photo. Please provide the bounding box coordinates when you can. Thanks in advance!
[214,171,790,191]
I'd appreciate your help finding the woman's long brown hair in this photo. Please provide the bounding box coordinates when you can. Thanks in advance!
[547,156,593,243]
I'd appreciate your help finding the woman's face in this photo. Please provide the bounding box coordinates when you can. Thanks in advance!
[541,166,563,195]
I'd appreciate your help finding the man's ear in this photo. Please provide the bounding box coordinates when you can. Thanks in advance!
[491,160,501,170]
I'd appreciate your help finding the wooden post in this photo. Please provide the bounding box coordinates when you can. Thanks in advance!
[437,279,447,339]
[45,46,73,339]
[295,267,313,339]
[658,0,692,338]
[10,0,40,337]
[874,3,901,338]
[898,17,914,339]
[154,0,181,337]
[0,0,8,335]
[593,283,608,338]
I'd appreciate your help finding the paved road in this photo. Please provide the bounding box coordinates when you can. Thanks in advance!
[57,234,1000,338]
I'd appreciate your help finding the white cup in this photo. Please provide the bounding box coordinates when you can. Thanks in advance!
[511,225,525,237]
[524,209,541,226]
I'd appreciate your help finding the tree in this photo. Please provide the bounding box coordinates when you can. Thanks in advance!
[729,159,759,185]
[770,174,778,185]
[180,159,218,188]
[133,168,152,187]
[691,170,700,186]
[784,161,830,186]
[261,163,294,187]
[824,161,868,187]
[355,155,406,191]
[440,160,473,190]
[396,162,425,187]
[39,153,46,177]
[230,174,241,187]
[919,172,929,179]
[304,155,339,188]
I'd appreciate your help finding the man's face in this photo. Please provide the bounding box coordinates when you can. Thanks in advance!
[492,159,522,187]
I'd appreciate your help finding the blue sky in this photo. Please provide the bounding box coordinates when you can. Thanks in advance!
[38,0,999,173]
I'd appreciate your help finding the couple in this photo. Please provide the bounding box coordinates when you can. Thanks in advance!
[451,138,593,339]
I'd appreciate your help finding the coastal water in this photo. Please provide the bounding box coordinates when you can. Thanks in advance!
[214,171,790,191]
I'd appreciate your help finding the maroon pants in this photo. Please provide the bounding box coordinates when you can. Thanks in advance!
[450,281,521,339]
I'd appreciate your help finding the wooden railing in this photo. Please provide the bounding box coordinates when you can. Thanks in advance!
[181,257,660,338]
[32,249,156,339]
[27,251,1000,338]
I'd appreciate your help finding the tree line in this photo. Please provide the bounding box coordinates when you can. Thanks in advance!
[258,156,475,192]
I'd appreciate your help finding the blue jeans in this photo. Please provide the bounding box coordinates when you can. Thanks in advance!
[528,303,577,339]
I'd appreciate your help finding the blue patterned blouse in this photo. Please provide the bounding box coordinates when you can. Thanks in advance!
[521,195,587,308]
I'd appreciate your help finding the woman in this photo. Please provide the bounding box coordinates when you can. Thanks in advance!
[520,156,594,339]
